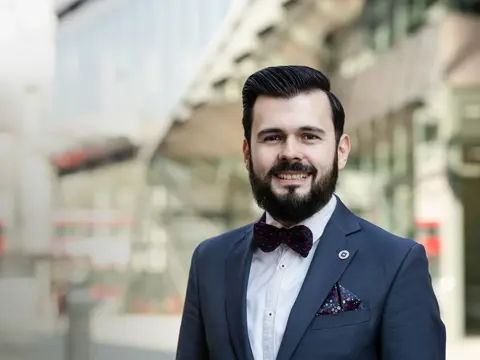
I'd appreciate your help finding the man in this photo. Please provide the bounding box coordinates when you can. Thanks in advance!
[176,65,446,360]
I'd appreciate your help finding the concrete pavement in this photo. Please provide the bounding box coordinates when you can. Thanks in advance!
[27,303,182,354]
[91,314,181,353]
[1,303,181,360]
[447,339,480,359]
[1,333,175,360]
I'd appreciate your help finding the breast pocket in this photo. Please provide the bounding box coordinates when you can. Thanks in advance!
[310,309,371,330]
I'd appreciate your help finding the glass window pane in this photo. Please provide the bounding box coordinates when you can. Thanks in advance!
[393,1,409,42]
[374,24,391,52]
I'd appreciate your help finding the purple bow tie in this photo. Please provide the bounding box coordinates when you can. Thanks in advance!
[253,222,314,258]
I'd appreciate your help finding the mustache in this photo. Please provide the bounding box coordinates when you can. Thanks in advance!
[267,161,317,177]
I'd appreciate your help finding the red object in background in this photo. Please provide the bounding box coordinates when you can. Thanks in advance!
[51,150,88,169]
[420,236,441,257]
[90,284,121,299]
[416,221,441,258]
[131,296,183,315]
[163,296,183,314]
[133,299,156,314]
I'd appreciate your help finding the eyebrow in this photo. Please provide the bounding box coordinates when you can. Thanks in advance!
[256,126,326,138]
[298,126,326,135]
[256,128,283,138]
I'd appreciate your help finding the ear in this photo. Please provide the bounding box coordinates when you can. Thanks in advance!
[337,134,351,170]
[243,139,250,170]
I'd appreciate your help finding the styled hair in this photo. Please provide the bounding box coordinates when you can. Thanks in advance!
[241,65,345,144]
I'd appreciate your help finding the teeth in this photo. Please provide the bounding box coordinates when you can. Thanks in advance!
[276,173,309,180]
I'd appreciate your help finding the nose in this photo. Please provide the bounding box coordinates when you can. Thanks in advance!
[278,137,302,162]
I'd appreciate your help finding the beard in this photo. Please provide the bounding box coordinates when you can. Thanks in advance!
[248,154,338,225]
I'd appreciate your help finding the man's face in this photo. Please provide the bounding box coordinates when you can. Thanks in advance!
[243,91,350,225]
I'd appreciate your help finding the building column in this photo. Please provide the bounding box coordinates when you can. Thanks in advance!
[0,0,57,319]
[411,96,462,339]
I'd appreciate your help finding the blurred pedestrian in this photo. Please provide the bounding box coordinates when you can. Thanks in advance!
[57,283,67,317]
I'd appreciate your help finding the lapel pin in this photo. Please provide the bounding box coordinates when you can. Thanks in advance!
[338,250,350,260]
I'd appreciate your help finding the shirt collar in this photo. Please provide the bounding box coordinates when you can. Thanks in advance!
[265,195,337,244]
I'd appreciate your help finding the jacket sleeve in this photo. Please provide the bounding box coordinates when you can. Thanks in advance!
[380,243,446,359]
[176,245,209,360]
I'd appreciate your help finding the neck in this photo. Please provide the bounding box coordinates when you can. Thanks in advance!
[277,219,297,228]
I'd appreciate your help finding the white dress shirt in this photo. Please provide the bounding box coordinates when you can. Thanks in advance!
[246,195,337,360]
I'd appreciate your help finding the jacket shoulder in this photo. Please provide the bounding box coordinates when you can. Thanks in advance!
[355,216,418,253]
[348,216,429,281]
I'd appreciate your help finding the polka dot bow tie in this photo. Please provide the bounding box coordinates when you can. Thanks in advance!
[253,222,314,258]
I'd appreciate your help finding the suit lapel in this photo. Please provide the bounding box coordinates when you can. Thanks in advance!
[276,198,361,360]
[225,225,255,360]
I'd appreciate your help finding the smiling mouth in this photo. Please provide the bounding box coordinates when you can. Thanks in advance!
[274,172,311,180]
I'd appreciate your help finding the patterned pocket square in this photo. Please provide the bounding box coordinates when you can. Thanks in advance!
[316,283,362,315]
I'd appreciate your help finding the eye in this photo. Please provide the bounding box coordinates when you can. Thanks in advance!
[302,133,320,141]
[263,135,282,142]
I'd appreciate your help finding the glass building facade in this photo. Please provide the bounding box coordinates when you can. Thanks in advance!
[53,0,238,313]
[326,0,480,339]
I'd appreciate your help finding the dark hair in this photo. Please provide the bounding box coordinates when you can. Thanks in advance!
[241,65,345,144]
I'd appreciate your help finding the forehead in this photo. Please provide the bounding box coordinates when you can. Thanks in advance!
[252,91,333,132]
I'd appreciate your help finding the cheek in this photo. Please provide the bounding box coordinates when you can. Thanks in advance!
[251,158,269,178]
[251,150,276,175]
[310,162,334,180]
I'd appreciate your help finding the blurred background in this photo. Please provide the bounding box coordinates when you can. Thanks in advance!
[0,0,479,359]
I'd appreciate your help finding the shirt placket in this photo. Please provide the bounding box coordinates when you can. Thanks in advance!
[262,245,288,360]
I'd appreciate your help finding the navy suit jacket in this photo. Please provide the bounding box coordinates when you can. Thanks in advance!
[176,197,446,360]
